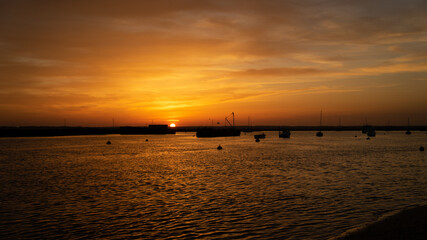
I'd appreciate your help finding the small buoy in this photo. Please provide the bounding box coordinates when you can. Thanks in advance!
[420,146,424,151]
[255,138,260,142]
[217,145,223,150]
[145,139,148,142]
[106,140,111,145]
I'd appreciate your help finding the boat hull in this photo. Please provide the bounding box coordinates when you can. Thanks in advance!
[254,133,266,139]
[279,130,291,138]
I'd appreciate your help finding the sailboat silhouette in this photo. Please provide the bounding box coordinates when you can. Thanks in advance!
[316,110,323,137]
[406,117,411,135]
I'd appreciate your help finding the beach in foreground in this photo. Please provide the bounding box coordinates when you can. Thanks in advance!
[335,205,427,240]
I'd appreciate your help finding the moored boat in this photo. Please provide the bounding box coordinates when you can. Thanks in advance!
[406,118,411,135]
[316,110,323,137]
[279,130,291,138]
[367,128,376,137]
[254,133,266,139]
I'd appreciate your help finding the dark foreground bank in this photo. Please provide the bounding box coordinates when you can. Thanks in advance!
[336,205,427,240]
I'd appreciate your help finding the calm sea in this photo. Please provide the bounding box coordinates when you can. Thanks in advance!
[0,131,426,239]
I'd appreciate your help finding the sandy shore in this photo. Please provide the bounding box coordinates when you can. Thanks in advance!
[336,205,427,240]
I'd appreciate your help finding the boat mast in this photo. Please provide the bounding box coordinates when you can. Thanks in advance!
[316,110,324,137]
[232,112,235,127]
[225,112,235,127]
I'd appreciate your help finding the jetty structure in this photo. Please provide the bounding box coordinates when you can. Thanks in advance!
[120,124,176,135]
[196,112,241,137]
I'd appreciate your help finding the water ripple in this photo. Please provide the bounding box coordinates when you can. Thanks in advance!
[0,132,426,239]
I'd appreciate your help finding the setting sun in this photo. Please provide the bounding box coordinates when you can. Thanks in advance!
[1,1,427,240]
[0,0,425,127]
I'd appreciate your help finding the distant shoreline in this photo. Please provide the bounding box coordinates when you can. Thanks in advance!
[0,125,426,138]
[334,205,427,240]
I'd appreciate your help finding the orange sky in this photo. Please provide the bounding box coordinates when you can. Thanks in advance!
[1,0,426,126]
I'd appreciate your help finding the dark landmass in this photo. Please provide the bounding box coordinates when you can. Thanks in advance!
[0,125,425,137]
[196,127,241,137]
[120,125,176,135]
[178,125,427,132]
[336,205,427,240]
[0,126,120,137]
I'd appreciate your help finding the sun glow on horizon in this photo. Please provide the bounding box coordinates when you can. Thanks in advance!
[169,123,176,128]
[0,1,426,126]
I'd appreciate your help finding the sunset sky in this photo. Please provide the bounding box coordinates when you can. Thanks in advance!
[1,0,426,126]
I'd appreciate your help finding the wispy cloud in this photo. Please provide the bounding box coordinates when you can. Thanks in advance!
[230,67,326,77]
[0,0,426,125]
